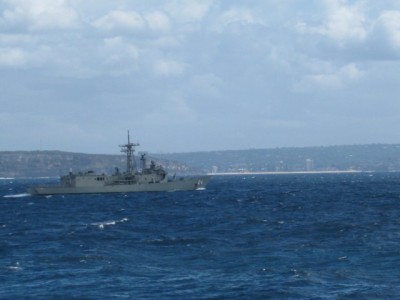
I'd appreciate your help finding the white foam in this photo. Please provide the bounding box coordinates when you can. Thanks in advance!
[7,262,22,271]
[3,193,31,199]
[91,217,129,229]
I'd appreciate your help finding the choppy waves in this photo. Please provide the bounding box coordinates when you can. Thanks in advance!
[1,173,400,299]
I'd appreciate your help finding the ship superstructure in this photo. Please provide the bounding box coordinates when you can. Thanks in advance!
[28,132,210,195]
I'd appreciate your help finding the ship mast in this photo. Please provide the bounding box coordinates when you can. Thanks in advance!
[120,131,140,174]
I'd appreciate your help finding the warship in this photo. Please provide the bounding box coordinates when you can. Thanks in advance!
[28,132,211,195]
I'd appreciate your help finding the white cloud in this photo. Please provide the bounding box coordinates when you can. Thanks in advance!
[295,63,363,91]
[341,63,363,80]
[164,0,212,23]
[153,60,185,76]
[99,36,139,75]
[0,47,26,67]
[217,7,260,29]
[322,0,368,41]
[379,10,400,48]
[145,11,171,32]
[208,6,264,34]
[92,10,145,31]
[103,37,139,60]
[1,0,79,31]
[2,0,400,152]
[297,0,368,43]
[0,44,52,68]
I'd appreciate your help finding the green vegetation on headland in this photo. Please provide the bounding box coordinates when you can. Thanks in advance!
[1,144,400,178]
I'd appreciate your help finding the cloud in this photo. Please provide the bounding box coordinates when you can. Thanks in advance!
[297,0,368,43]
[92,10,145,31]
[378,10,400,49]
[304,63,363,89]
[189,73,223,99]
[295,1,400,61]
[0,43,52,68]
[145,11,171,32]
[102,37,139,65]
[0,47,26,67]
[164,0,213,23]
[153,60,186,76]
[323,0,368,41]
[214,7,263,32]
[1,0,79,31]
[2,0,400,152]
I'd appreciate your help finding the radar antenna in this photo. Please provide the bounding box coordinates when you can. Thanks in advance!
[139,152,147,171]
[120,131,140,174]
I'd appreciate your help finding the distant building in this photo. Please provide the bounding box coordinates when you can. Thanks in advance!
[276,161,287,172]
[211,166,218,173]
[306,159,314,171]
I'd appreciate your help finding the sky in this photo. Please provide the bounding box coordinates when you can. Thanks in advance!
[1,0,400,154]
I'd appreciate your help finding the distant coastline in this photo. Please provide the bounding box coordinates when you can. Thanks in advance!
[2,144,400,178]
[209,170,364,176]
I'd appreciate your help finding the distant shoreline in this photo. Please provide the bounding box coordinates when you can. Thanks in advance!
[208,170,365,176]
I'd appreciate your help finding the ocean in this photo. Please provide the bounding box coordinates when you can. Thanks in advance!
[1,173,400,299]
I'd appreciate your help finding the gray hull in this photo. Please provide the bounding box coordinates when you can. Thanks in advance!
[28,176,211,195]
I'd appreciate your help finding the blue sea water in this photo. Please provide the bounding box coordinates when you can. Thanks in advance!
[1,173,400,299]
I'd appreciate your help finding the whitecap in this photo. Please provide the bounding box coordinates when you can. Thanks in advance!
[7,262,22,271]
[3,193,31,199]
[91,217,129,229]
[93,221,116,229]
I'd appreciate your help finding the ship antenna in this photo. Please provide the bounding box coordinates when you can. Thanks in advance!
[120,130,140,174]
